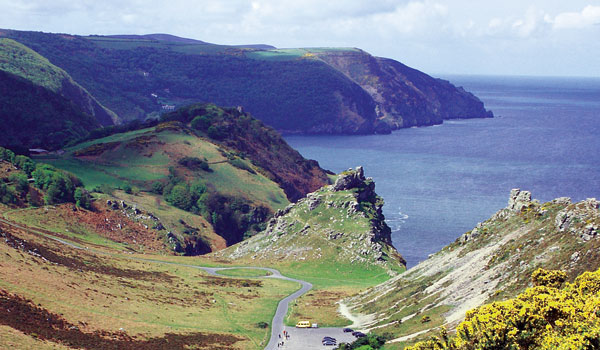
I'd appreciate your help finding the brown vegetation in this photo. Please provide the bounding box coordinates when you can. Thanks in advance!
[73,142,121,157]
[0,290,243,350]
[0,223,172,282]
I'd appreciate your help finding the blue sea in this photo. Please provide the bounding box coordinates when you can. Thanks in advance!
[285,75,600,268]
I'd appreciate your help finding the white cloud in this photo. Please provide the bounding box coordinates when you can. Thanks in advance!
[0,0,598,76]
[551,5,600,29]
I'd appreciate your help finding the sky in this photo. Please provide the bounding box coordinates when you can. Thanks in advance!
[1,0,599,77]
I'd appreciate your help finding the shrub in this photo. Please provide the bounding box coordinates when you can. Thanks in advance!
[207,125,226,140]
[123,183,133,194]
[190,115,213,131]
[256,321,268,329]
[229,158,256,174]
[74,187,92,209]
[178,157,210,171]
[0,183,17,204]
[166,183,193,211]
[407,268,600,350]
[9,173,29,195]
[151,181,164,194]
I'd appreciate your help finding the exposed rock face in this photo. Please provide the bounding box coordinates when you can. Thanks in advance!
[333,166,366,191]
[554,198,599,241]
[343,189,600,342]
[216,167,405,271]
[507,188,533,212]
[315,49,493,131]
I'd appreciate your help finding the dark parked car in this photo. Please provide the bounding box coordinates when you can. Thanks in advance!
[323,339,337,346]
[342,328,354,333]
[352,331,366,338]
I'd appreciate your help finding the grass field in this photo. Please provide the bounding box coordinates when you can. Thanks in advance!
[0,214,300,350]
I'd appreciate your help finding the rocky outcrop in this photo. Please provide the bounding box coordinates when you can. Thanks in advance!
[554,198,599,241]
[315,49,493,131]
[216,167,405,272]
[507,188,533,212]
[332,166,366,191]
[343,190,600,342]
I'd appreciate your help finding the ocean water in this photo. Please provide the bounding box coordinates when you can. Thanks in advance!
[285,75,600,268]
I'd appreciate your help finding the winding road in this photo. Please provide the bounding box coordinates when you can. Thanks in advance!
[0,214,314,350]
[202,267,313,350]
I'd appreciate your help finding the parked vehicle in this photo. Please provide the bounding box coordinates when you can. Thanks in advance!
[352,331,366,338]
[295,320,311,328]
[342,328,354,333]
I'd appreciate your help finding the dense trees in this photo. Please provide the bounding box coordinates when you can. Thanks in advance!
[0,147,85,207]
[0,70,100,151]
[3,30,378,133]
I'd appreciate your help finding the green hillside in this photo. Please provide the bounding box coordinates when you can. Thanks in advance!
[0,29,492,135]
[0,70,100,151]
[218,167,405,327]
[0,38,120,150]
[0,38,67,92]
[34,103,330,252]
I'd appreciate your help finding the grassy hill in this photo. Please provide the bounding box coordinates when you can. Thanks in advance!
[33,103,330,253]
[0,38,119,151]
[0,38,116,126]
[0,152,396,349]
[0,29,492,135]
[217,167,405,327]
[340,190,600,348]
[0,203,299,350]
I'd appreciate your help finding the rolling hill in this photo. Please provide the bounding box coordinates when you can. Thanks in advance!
[33,103,330,254]
[0,38,118,151]
[0,29,492,135]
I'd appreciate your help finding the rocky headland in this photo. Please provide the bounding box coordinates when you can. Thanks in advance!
[340,189,600,345]
[217,166,405,272]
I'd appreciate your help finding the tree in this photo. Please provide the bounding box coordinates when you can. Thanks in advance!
[74,187,92,209]
[190,115,212,131]
[151,181,164,195]
[9,173,29,195]
[166,183,193,211]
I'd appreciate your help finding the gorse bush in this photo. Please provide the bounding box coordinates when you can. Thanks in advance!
[407,268,600,350]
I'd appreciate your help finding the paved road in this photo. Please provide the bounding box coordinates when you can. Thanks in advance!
[0,214,316,350]
[202,267,313,350]
[277,327,357,350]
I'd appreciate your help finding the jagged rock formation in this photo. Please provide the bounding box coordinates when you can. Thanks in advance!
[216,167,405,271]
[340,189,600,345]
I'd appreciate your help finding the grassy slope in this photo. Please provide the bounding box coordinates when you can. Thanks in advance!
[36,126,289,252]
[343,194,600,349]
[0,38,67,91]
[216,171,406,328]
[0,203,300,350]
[45,127,287,210]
